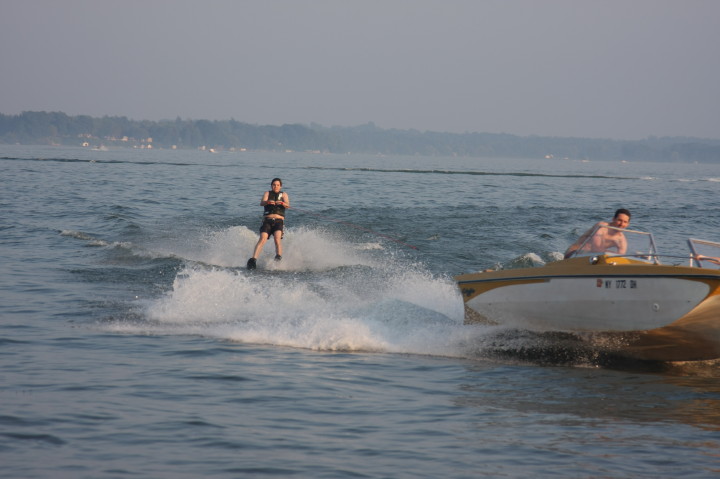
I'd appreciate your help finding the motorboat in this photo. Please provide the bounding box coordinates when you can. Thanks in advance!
[456,228,720,361]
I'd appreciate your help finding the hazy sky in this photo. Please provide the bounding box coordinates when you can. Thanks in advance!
[2,0,719,140]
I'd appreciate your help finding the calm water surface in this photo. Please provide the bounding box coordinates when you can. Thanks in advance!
[1,145,720,478]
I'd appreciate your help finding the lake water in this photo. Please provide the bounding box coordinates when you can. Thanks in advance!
[2,144,720,478]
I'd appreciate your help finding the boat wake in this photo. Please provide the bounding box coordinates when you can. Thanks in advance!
[87,224,477,356]
[65,224,686,367]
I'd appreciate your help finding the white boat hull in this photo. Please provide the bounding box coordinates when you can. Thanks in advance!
[456,255,720,361]
[466,276,710,332]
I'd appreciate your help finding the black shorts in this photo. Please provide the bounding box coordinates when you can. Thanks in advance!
[260,217,284,237]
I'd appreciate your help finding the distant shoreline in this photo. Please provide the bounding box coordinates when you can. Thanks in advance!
[2,111,719,163]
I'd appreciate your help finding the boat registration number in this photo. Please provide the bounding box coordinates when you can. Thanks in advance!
[597,278,637,289]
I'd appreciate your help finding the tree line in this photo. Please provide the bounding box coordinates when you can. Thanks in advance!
[1,111,719,163]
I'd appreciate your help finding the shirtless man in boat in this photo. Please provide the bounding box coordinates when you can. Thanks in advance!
[564,208,631,258]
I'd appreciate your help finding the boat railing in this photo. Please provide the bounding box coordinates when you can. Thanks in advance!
[579,237,720,269]
[567,226,659,263]
[688,238,720,269]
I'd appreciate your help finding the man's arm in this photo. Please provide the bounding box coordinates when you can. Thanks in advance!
[617,235,628,255]
[260,191,270,206]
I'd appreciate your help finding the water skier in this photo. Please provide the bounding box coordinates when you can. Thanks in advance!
[247,178,290,269]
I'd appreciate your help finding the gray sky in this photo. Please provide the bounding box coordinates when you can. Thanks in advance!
[2,0,719,140]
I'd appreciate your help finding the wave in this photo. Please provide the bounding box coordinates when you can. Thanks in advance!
[672,177,720,183]
[10,156,718,183]
[60,229,178,259]
[4,156,629,179]
[0,156,221,168]
[94,224,472,355]
[87,224,649,367]
[301,166,635,180]
[120,266,463,353]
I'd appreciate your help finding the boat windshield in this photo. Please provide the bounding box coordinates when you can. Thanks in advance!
[566,226,659,263]
[688,238,720,269]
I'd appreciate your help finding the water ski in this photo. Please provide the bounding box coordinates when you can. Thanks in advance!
[246,258,257,270]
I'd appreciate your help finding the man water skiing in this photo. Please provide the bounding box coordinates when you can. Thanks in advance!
[247,178,290,269]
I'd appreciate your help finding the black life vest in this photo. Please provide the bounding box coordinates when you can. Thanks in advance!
[263,190,285,217]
